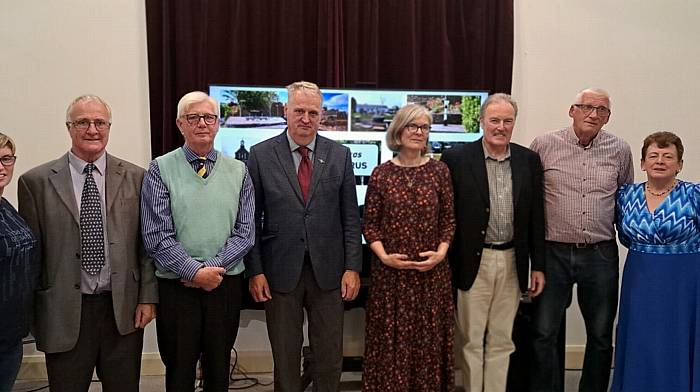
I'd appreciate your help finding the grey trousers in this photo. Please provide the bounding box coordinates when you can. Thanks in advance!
[265,264,344,392]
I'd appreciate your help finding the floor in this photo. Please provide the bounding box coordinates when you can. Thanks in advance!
[12,370,594,391]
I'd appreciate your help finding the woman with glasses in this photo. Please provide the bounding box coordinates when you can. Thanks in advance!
[0,132,38,391]
[362,104,456,391]
[612,131,700,391]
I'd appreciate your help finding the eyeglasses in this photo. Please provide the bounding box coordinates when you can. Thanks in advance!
[574,104,610,117]
[0,155,16,167]
[67,119,111,131]
[182,114,218,125]
[405,123,430,134]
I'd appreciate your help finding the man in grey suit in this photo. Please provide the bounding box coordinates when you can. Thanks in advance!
[17,95,158,391]
[245,81,362,391]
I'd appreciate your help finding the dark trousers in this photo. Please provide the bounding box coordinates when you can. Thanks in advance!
[0,339,22,392]
[530,241,619,392]
[45,293,144,392]
[156,274,242,392]
[265,264,344,392]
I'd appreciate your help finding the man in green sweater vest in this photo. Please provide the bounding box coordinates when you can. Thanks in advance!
[141,91,255,391]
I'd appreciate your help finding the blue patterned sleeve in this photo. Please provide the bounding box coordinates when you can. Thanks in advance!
[616,183,632,248]
[693,183,700,227]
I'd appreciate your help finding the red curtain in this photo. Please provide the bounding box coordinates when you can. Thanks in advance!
[145,0,513,156]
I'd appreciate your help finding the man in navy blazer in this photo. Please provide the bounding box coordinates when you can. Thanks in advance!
[245,81,362,391]
[441,93,545,392]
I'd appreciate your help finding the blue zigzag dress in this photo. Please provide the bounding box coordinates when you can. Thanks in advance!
[611,181,700,391]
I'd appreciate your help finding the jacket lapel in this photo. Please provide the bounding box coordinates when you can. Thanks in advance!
[272,132,305,204]
[466,141,490,205]
[105,154,125,215]
[509,145,522,209]
[48,153,79,225]
[306,137,329,203]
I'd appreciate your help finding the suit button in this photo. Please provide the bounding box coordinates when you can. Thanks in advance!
[485,208,490,213]
[74,284,80,290]
[75,253,81,259]
[476,251,481,256]
[480,230,485,235]
[301,238,305,242]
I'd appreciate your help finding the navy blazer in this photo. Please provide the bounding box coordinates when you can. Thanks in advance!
[244,132,362,293]
[441,139,545,292]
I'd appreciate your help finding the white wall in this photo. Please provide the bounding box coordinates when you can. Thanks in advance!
[2,0,700,366]
[512,0,700,347]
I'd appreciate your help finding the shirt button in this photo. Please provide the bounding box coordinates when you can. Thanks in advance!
[74,284,80,290]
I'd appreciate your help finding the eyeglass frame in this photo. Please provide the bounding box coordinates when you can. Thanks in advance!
[573,104,611,117]
[0,155,17,167]
[66,119,112,132]
[181,113,219,126]
[404,123,431,134]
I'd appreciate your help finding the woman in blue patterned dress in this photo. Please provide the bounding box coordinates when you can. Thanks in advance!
[612,131,700,391]
[0,132,38,391]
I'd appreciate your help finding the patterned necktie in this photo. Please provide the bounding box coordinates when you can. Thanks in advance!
[197,157,207,178]
[297,146,312,202]
[80,163,105,275]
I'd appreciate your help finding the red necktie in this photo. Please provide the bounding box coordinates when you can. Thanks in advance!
[297,146,312,202]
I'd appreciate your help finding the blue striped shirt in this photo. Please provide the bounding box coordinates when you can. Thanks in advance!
[140,145,255,281]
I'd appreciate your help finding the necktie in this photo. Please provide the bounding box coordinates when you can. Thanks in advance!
[197,157,207,178]
[297,146,312,202]
[80,163,105,275]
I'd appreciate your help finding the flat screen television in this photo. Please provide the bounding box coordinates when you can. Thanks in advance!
[209,84,488,211]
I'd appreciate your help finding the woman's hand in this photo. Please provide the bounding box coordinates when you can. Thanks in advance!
[380,253,419,270]
[413,250,446,272]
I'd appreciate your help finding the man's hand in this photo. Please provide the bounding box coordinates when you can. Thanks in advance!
[249,274,272,302]
[134,303,156,329]
[529,271,545,297]
[191,267,225,291]
[413,250,447,272]
[341,270,360,301]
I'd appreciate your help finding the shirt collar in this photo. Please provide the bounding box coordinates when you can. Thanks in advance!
[182,145,217,162]
[286,129,316,153]
[482,139,511,162]
[68,150,107,175]
[566,126,602,149]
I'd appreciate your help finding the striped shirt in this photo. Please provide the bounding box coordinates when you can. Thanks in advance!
[140,145,255,281]
[483,142,514,243]
[530,127,633,243]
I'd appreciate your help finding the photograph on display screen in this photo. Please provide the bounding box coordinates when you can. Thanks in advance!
[349,92,405,132]
[211,86,287,130]
[407,94,481,133]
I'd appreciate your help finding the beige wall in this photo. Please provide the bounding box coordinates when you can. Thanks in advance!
[2,0,699,368]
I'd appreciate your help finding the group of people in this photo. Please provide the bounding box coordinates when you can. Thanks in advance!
[0,82,697,392]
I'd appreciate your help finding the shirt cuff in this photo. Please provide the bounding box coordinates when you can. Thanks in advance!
[180,258,203,281]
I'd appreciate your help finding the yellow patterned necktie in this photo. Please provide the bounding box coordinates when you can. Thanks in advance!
[197,157,207,177]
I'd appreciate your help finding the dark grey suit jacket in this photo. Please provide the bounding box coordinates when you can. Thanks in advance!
[441,140,545,292]
[245,132,362,293]
[17,153,158,353]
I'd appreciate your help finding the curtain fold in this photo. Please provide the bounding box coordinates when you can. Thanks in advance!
[145,0,513,157]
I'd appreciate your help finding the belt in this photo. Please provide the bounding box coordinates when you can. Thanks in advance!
[483,241,514,250]
[547,239,615,249]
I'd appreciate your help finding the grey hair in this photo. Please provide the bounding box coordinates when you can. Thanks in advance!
[0,132,16,154]
[479,93,518,119]
[66,95,112,122]
[286,81,323,103]
[176,91,219,119]
[574,88,612,109]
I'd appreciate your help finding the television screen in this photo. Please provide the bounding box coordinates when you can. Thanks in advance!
[210,85,487,207]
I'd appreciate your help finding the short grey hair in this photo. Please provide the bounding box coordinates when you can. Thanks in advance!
[176,91,219,119]
[386,104,432,154]
[574,88,612,109]
[66,95,112,122]
[286,81,323,103]
[479,93,518,119]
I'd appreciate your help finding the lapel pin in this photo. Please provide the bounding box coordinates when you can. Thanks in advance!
[318,159,325,164]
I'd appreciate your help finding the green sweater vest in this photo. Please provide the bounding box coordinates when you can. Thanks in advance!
[155,148,245,279]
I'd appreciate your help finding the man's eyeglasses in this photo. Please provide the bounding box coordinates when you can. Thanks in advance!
[67,119,111,131]
[574,104,610,117]
[0,155,17,167]
[182,114,218,125]
[405,123,430,134]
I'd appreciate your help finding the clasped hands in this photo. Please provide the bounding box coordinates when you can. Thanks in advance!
[181,266,225,291]
[381,250,445,272]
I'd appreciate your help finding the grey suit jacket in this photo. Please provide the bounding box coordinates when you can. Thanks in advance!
[17,153,158,353]
[245,132,362,293]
